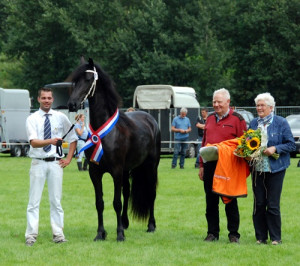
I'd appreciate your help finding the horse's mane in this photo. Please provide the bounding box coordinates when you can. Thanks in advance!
[71,60,122,114]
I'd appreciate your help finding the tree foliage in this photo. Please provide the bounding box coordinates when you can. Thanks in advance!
[1,0,299,106]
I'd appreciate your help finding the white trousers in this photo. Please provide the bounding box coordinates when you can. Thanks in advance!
[25,159,64,240]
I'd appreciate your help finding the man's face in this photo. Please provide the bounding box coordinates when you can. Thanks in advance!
[180,111,187,118]
[213,93,230,116]
[201,110,208,118]
[38,91,53,112]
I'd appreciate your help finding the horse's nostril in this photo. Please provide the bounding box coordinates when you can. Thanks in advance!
[68,102,77,112]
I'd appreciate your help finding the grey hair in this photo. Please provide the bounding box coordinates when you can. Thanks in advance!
[180,107,188,113]
[254,92,276,108]
[213,88,230,100]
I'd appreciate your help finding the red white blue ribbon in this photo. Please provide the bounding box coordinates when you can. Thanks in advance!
[79,109,119,164]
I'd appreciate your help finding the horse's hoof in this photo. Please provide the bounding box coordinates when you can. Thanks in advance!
[117,236,125,242]
[116,230,125,241]
[147,224,156,233]
[94,231,107,241]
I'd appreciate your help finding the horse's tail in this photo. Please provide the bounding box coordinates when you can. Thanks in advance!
[130,126,160,220]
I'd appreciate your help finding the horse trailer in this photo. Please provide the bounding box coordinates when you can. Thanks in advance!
[0,87,31,156]
[133,85,201,157]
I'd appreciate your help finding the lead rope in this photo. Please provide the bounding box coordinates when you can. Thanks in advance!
[56,124,76,157]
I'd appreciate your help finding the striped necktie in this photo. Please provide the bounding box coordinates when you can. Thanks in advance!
[43,114,51,152]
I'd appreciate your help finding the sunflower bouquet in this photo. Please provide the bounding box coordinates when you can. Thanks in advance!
[234,129,279,160]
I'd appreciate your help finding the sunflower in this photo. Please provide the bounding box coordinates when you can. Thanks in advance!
[234,128,279,160]
[246,137,260,150]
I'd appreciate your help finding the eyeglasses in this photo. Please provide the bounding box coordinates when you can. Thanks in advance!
[256,104,268,108]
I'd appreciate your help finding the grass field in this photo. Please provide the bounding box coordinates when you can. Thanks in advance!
[0,154,299,265]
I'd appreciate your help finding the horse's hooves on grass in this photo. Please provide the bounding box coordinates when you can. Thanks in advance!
[147,224,156,233]
[117,230,125,241]
[94,231,107,241]
[117,236,125,242]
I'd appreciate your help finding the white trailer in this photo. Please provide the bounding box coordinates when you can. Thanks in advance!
[133,85,201,157]
[0,88,31,156]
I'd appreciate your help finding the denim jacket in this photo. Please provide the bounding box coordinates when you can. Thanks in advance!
[249,115,296,173]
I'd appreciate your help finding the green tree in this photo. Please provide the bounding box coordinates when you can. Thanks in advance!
[4,0,124,98]
[228,0,300,105]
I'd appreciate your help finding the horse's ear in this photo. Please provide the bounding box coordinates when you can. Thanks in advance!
[88,58,94,67]
[80,56,85,65]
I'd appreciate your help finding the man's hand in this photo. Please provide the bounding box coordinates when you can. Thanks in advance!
[59,158,71,168]
[198,167,204,181]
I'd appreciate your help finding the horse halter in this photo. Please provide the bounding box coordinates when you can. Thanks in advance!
[81,67,98,104]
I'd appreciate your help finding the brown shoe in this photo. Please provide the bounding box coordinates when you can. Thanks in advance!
[272,240,282,245]
[204,234,218,242]
[229,235,240,243]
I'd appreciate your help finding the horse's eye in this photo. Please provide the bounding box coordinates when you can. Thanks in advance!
[86,73,93,81]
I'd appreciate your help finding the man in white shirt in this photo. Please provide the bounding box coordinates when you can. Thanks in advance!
[25,87,77,246]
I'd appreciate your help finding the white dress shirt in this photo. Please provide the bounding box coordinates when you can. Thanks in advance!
[26,108,78,158]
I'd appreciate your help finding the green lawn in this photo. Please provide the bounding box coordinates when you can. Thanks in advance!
[0,154,299,265]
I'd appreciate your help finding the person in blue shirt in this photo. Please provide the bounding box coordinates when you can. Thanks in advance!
[171,107,191,169]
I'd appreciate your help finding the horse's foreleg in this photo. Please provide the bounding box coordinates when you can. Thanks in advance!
[90,174,107,241]
[94,197,107,241]
[121,171,130,229]
[113,179,125,241]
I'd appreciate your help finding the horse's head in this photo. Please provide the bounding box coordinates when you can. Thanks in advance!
[68,57,98,112]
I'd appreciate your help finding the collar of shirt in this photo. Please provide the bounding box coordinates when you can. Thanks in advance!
[38,108,53,118]
[215,108,230,122]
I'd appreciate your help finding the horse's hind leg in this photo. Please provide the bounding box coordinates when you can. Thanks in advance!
[121,171,130,229]
[131,158,158,233]
[90,170,107,241]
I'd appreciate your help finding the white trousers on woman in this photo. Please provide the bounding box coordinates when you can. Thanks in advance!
[25,159,64,240]
[76,140,86,162]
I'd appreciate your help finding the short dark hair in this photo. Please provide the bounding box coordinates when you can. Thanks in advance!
[201,108,208,112]
[38,87,52,97]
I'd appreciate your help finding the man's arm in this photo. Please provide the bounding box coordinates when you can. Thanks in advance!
[30,138,62,148]
[171,125,186,134]
[59,141,77,168]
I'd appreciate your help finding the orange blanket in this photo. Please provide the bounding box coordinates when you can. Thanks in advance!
[207,139,250,204]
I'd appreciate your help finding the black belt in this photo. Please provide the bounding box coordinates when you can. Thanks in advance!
[36,157,61,162]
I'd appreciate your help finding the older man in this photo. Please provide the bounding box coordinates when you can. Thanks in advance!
[171,107,191,169]
[198,88,247,243]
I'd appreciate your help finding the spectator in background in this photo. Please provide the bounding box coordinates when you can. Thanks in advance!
[171,107,191,169]
[195,108,208,168]
[126,107,135,112]
[74,114,88,171]
[198,88,247,243]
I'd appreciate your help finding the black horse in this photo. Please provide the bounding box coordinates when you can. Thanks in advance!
[68,58,160,241]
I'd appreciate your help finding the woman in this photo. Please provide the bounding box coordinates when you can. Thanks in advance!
[249,93,295,245]
[74,114,89,171]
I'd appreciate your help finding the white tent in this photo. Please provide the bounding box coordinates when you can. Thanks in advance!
[133,85,200,109]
